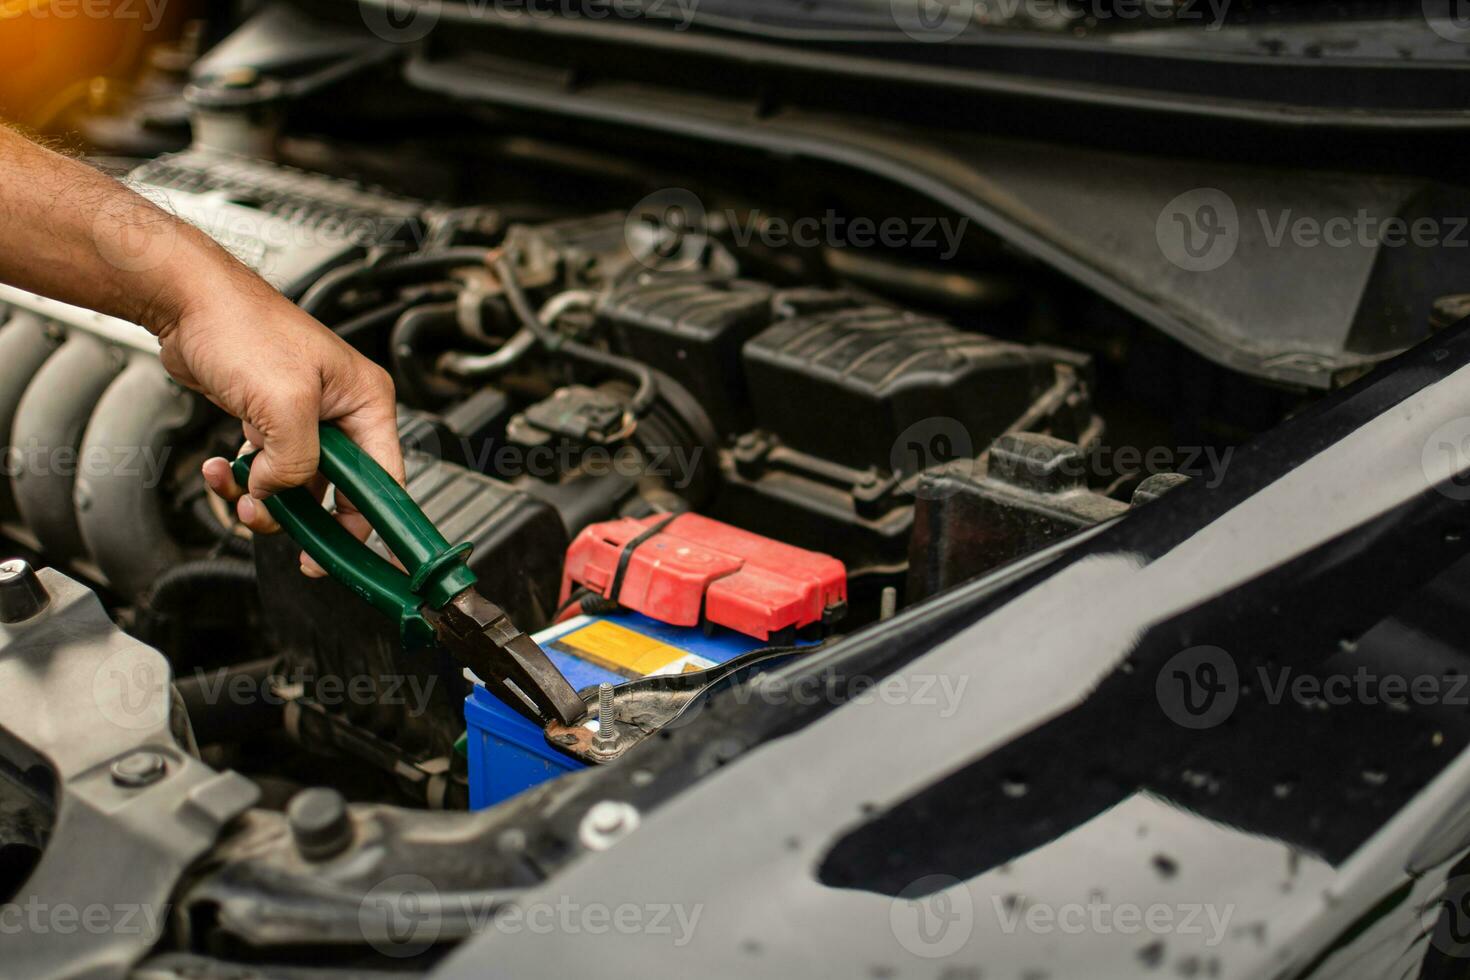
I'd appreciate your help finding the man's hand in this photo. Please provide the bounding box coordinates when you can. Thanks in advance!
[163,276,403,572]
[0,125,404,576]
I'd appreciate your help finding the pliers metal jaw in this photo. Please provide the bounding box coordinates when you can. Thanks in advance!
[231,426,585,727]
[425,590,586,725]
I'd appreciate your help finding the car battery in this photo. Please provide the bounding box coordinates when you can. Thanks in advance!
[465,514,846,809]
[464,609,774,808]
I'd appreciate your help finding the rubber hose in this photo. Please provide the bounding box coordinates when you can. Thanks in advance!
[144,557,257,613]
[335,298,413,348]
[137,556,257,646]
[389,302,468,406]
[298,247,493,320]
[174,656,281,745]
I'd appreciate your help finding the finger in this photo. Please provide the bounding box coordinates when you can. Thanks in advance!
[203,435,258,504]
[201,456,244,503]
[232,428,281,533]
[300,550,327,577]
[236,493,280,535]
[335,505,374,543]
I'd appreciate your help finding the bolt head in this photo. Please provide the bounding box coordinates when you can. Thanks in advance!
[287,788,353,861]
[0,559,49,623]
[579,800,640,851]
[111,751,166,788]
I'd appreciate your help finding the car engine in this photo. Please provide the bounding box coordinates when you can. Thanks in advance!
[0,142,1165,804]
[12,5,1452,974]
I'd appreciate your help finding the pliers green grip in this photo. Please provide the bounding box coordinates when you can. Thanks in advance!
[230,426,587,726]
[230,427,474,647]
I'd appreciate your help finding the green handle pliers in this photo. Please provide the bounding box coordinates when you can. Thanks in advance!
[231,426,586,726]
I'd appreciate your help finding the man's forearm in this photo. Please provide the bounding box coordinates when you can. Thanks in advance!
[0,125,243,332]
[0,124,404,526]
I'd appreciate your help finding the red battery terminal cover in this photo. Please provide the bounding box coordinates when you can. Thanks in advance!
[560,513,847,640]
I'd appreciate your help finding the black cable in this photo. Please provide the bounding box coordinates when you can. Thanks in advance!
[609,513,680,603]
[490,252,560,349]
[491,253,660,416]
[299,247,495,320]
[555,587,594,620]
[189,493,251,559]
[334,298,413,346]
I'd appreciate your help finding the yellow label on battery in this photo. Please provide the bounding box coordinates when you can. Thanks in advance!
[557,620,690,677]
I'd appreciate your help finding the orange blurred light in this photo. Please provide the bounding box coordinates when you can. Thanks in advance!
[0,0,187,128]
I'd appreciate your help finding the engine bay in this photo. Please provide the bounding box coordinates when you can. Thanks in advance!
[12,2,1470,974]
[0,143,1235,814]
[0,34,1362,966]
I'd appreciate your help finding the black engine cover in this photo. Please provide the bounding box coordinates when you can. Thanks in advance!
[254,447,566,785]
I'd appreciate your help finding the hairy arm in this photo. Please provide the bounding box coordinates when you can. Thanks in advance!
[0,126,403,567]
[0,126,229,327]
